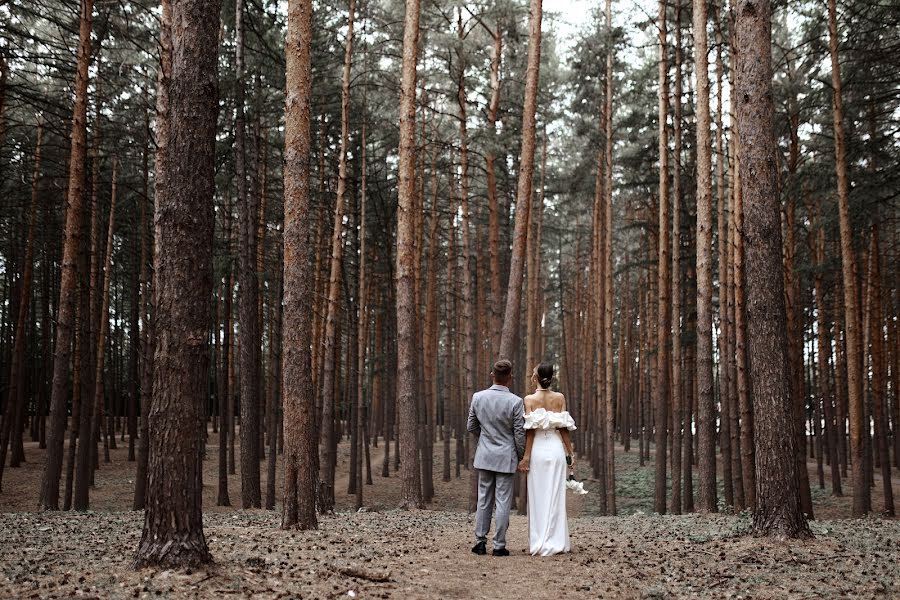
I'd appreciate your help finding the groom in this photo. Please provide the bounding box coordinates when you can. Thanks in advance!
[467,359,526,556]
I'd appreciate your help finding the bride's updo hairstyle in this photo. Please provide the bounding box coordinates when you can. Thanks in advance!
[536,362,553,389]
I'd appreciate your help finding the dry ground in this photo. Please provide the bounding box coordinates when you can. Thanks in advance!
[0,427,898,599]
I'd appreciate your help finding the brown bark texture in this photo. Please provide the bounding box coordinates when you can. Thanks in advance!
[132,0,221,567]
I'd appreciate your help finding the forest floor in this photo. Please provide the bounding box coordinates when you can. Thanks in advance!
[1,428,898,599]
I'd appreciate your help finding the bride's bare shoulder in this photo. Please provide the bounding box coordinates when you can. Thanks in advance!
[552,392,567,410]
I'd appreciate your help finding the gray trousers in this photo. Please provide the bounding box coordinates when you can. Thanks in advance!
[474,469,515,549]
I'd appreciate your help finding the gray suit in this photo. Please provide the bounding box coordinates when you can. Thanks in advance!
[467,384,525,550]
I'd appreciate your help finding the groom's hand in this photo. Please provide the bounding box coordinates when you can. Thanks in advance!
[517,458,530,473]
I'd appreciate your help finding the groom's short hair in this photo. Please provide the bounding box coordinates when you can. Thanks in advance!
[492,359,513,382]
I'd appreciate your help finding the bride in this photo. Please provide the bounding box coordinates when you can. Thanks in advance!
[517,362,577,556]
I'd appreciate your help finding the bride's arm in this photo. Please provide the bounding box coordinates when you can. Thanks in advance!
[518,430,535,472]
[558,395,575,467]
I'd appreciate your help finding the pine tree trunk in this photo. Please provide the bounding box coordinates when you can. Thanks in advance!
[132,0,220,567]
[735,0,811,538]
[866,227,894,515]
[395,0,423,509]
[75,159,117,511]
[694,0,717,515]
[0,122,42,493]
[356,120,369,509]
[813,217,842,496]
[655,0,670,516]
[603,0,617,513]
[234,0,262,510]
[827,0,868,518]
[39,0,93,511]
[670,0,684,515]
[499,0,542,363]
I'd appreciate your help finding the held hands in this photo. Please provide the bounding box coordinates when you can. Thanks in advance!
[517,457,531,473]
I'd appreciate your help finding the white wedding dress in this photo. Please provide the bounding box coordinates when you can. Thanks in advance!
[524,408,577,556]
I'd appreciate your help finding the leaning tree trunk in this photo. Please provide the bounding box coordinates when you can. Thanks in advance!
[132,0,220,568]
[827,0,868,517]
[281,0,317,531]
[39,0,93,511]
[735,0,812,539]
[498,0,543,363]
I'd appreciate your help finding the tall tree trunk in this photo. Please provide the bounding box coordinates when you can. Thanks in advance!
[317,0,356,514]
[39,0,93,511]
[498,0,542,364]
[670,0,683,516]
[395,0,423,508]
[735,0,811,538]
[75,159,117,510]
[235,0,262,510]
[603,0,617,514]
[132,0,220,567]
[133,0,170,512]
[866,227,894,515]
[280,0,316,532]
[729,39,756,509]
[813,215,842,496]
[0,122,42,492]
[827,0,867,517]
[355,120,369,509]
[655,0,670,515]
[266,260,282,510]
[486,26,503,358]
[694,0,717,514]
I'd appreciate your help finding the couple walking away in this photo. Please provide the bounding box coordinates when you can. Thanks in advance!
[467,359,577,557]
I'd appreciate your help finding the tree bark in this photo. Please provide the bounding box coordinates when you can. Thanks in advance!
[694,0,717,514]
[827,0,868,517]
[866,227,894,515]
[39,0,93,511]
[603,0,616,514]
[280,0,317,532]
[132,0,219,568]
[498,0,542,364]
[655,0,670,515]
[735,0,811,538]
[670,0,684,515]
[0,122,42,493]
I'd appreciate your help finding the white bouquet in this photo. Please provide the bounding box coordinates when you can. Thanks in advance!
[566,475,588,495]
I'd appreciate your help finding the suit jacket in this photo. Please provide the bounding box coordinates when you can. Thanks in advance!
[467,384,526,473]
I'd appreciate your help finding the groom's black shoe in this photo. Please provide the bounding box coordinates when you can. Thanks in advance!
[492,548,510,557]
[471,542,487,555]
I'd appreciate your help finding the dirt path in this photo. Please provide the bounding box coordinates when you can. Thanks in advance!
[1,431,898,598]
